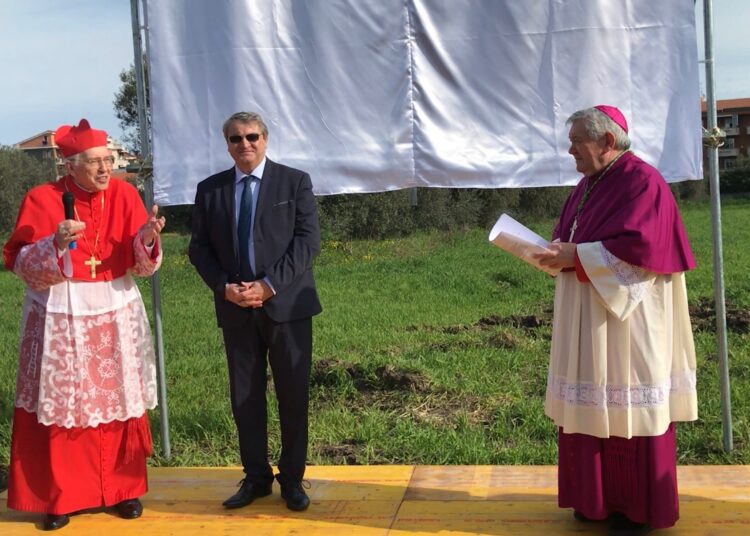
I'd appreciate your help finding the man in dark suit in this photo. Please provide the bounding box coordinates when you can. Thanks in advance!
[189,111,322,512]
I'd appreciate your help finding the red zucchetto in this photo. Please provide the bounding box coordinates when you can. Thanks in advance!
[55,119,108,157]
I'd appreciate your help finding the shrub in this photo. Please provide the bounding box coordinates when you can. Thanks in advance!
[413,188,484,231]
[719,162,750,195]
[159,205,193,234]
[671,179,709,201]
[517,186,572,220]
[0,147,57,235]
[317,190,416,239]
[476,188,523,228]
[316,186,571,240]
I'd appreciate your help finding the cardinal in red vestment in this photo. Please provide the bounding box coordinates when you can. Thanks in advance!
[3,119,166,531]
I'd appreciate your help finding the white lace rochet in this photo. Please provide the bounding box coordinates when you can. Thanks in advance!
[13,234,160,428]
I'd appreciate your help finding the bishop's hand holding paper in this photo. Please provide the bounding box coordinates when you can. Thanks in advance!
[488,212,560,275]
[533,242,576,271]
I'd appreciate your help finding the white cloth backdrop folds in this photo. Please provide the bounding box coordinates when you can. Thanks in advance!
[146,0,701,205]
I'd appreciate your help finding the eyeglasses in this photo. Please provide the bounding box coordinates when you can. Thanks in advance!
[228,133,261,144]
[81,156,115,168]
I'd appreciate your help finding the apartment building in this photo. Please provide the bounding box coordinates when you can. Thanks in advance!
[701,97,750,170]
[14,130,137,177]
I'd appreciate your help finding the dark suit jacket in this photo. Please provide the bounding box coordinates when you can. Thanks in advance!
[189,159,322,327]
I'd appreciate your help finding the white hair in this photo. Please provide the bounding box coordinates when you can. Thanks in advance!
[566,107,631,150]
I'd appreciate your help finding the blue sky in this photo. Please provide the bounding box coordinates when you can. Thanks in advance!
[0,1,134,146]
[1,0,748,146]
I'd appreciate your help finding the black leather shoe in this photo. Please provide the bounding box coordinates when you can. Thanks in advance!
[608,517,652,536]
[116,498,144,519]
[222,478,272,509]
[42,514,70,531]
[276,476,310,511]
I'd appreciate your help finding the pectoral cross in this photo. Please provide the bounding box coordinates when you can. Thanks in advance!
[569,218,578,242]
[84,255,102,279]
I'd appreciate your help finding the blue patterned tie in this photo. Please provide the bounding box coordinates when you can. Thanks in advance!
[238,175,255,280]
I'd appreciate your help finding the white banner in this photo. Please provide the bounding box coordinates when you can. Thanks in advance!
[146,0,702,205]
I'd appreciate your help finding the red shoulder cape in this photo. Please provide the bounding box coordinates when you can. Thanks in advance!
[4,176,148,280]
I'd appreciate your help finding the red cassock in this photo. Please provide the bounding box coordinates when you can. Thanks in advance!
[8,410,152,515]
[3,175,161,515]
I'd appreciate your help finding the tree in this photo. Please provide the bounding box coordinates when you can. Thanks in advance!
[113,61,149,154]
[0,146,57,235]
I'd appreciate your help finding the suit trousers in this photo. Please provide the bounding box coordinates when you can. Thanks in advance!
[222,308,312,484]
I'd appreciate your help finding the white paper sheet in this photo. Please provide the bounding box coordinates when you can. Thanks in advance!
[489,213,559,276]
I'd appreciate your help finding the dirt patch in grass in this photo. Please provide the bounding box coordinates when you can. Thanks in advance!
[372,365,429,391]
[488,331,522,349]
[481,312,553,330]
[310,357,515,463]
[441,312,552,334]
[690,297,750,333]
[311,359,430,392]
[370,390,498,427]
[314,438,367,465]
[416,298,750,336]
[312,390,501,464]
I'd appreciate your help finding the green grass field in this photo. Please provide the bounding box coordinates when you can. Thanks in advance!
[1,199,749,471]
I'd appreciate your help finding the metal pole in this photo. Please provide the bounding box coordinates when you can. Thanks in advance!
[130,0,171,459]
[409,187,418,206]
[702,0,732,452]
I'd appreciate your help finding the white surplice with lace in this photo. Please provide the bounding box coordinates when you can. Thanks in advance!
[544,241,698,439]
[12,234,160,429]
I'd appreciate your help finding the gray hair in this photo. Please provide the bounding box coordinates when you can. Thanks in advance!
[566,107,630,150]
[222,112,269,138]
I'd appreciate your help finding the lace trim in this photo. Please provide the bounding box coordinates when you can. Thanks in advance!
[131,233,162,276]
[547,369,696,409]
[14,235,66,291]
[599,245,652,302]
[14,297,158,428]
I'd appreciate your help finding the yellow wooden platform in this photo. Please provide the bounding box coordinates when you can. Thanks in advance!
[2,465,750,534]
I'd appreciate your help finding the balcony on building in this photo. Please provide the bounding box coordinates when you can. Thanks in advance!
[718,147,740,157]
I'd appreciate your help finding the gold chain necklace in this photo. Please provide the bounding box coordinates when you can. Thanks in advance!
[568,150,629,241]
[64,179,105,278]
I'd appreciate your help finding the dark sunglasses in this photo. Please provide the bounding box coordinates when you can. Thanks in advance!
[228,133,261,144]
